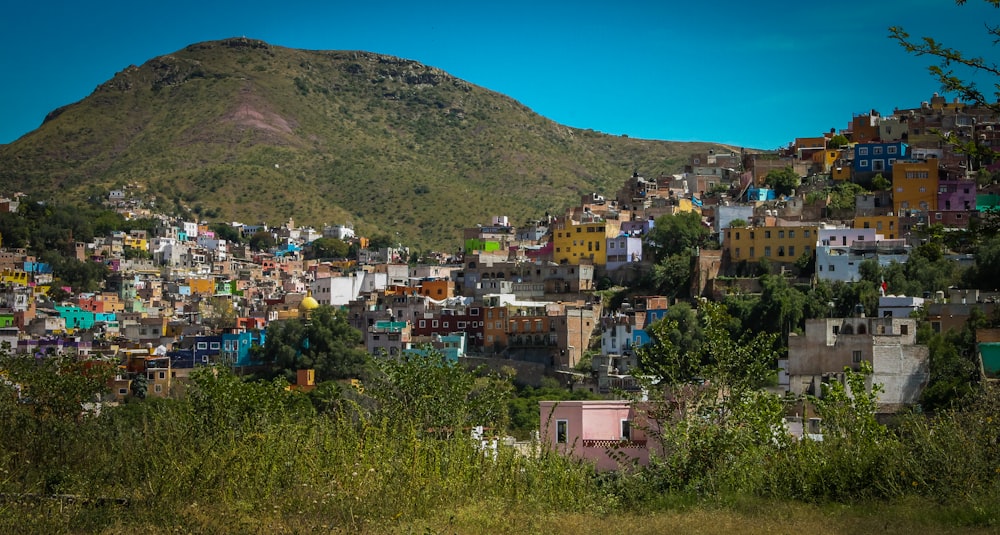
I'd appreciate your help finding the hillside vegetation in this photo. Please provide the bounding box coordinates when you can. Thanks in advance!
[0,37,731,249]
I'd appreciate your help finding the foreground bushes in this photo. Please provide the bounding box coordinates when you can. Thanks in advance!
[0,367,601,532]
[1,363,999,532]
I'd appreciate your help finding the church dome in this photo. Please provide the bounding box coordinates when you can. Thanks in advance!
[300,293,320,312]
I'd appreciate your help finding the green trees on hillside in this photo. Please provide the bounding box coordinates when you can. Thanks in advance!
[251,306,371,382]
[644,211,713,298]
[763,165,800,196]
[309,237,351,259]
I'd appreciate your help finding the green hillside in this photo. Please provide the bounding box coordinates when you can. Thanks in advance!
[0,37,733,249]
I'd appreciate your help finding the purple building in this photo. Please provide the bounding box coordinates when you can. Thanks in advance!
[606,235,643,271]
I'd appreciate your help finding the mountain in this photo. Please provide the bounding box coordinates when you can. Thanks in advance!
[0,37,735,250]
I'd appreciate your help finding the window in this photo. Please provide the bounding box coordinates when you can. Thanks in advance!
[764,246,771,257]
[788,246,795,257]
[419,320,426,328]
[873,146,883,155]
[154,384,163,393]
[789,230,795,238]
[858,147,869,156]
[765,230,771,239]
[852,350,862,363]
[210,342,220,350]
[888,146,898,154]
[779,230,785,239]
[833,325,840,335]
[860,160,869,168]
[621,420,632,441]
[118,388,128,396]
[735,247,741,258]
[556,420,569,444]
[804,230,810,238]
[197,342,207,350]
[828,264,835,272]
[749,247,755,258]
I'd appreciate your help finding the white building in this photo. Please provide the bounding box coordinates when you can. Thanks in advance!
[815,225,910,282]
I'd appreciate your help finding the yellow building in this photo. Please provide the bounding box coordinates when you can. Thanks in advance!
[0,269,29,286]
[811,149,840,173]
[187,278,215,296]
[892,159,939,215]
[853,215,898,240]
[723,224,819,264]
[123,236,148,251]
[551,215,620,266]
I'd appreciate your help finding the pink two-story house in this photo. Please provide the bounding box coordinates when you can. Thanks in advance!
[539,400,651,471]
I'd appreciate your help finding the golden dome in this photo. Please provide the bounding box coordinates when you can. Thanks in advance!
[300,292,320,312]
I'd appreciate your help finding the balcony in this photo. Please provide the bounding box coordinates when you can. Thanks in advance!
[582,439,647,449]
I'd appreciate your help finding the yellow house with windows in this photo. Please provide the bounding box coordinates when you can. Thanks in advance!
[123,235,148,251]
[723,224,819,264]
[0,269,29,286]
[551,215,620,266]
[892,159,939,215]
[854,215,898,240]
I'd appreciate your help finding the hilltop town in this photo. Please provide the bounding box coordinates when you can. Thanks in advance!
[1,92,999,418]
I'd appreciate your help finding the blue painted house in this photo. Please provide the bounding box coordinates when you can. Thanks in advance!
[853,141,908,177]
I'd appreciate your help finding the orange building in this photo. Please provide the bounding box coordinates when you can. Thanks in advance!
[892,159,939,215]
[187,278,215,296]
[853,215,898,240]
[418,279,453,300]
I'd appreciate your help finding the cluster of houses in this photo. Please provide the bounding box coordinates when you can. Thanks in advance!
[3,93,1000,469]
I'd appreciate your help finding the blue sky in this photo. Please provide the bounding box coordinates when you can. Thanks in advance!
[1,1,997,149]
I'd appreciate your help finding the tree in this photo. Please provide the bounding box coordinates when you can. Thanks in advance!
[248,230,276,252]
[963,234,1000,290]
[645,211,710,262]
[648,251,694,298]
[202,296,238,332]
[872,173,891,191]
[310,237,350,259]
[366,350,513,434]
[637,301,777,395]
[367,234,394,250]
[251,306,371,382]
[763,165,801,196]
[636,302,705,384]
[633,301,783,491]
[828,134,850,149]
[211,222,243,244]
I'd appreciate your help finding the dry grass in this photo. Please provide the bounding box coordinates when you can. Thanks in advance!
[40,499,988,535]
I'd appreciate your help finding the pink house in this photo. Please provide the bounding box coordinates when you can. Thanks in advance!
[539,400,652,471]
